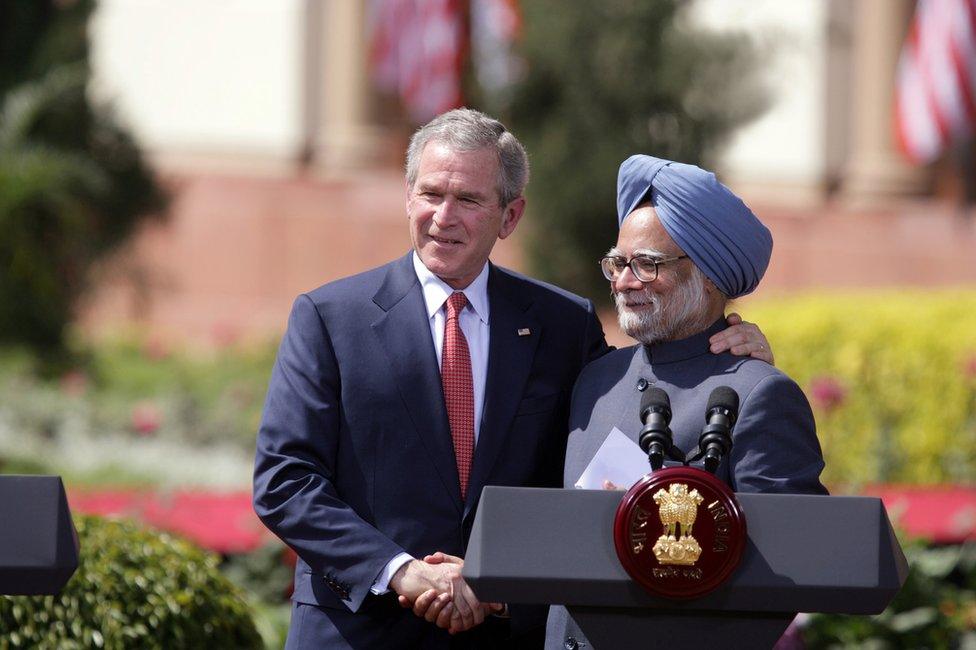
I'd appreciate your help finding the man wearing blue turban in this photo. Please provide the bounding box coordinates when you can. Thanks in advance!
[546,155,827,650]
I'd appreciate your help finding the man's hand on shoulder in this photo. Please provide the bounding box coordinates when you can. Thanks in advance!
[709,312,774,365]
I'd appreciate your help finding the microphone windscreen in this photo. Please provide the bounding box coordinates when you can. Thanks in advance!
[707,386,739,413]
[640,386,671,419]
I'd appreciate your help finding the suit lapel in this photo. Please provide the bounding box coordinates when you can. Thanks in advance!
[371,254,463,514]
[464,266,540,517]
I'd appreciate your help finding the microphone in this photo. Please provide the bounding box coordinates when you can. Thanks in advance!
[638,387,673,471]
[698,386,739,474]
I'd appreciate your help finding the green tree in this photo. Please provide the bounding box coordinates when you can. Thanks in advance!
[0,0,166,356]
[501,0,769,300]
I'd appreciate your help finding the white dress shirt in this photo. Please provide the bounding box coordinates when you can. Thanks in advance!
[412,251,490,442]
[370,252,492,594]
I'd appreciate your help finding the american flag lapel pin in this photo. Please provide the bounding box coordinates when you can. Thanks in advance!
[517,328,531,337]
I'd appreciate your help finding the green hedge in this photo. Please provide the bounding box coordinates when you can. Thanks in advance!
[741,290,976,488]
[803,539,976,648]
[0,516,262,649]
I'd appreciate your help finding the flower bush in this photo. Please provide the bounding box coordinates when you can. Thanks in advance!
[741,290,976,489]
[0,337,275,488]
[0,515,263,649]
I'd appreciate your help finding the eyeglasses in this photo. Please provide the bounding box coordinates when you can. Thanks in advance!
[599,254,689,283]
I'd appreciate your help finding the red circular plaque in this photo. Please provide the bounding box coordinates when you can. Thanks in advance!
[613,466,746,599]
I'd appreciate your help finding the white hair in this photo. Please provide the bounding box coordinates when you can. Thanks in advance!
[615,264,718,345]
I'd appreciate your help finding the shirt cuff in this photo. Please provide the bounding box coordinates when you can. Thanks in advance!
[370,552,415,595]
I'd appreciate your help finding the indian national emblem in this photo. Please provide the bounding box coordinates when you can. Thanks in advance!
[652,483,704,565]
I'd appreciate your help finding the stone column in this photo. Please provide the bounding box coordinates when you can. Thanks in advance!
[305,0,388,171]
[840,0,930,203]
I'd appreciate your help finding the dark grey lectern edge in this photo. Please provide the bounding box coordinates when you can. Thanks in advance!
[53,481,81,578]
[473,504,905,614]
[468,577,901,616]
[0,475,80,595]
[884,509,911,587]
[464,486,908,616]
[567,606,795,650]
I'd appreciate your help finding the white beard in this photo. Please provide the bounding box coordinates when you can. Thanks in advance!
[615,269,710,345]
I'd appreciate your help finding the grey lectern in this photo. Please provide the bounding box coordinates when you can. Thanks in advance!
[0,475,80,595]
[463,487,908,650]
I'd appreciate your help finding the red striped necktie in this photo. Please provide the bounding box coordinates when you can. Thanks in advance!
[441,291,475,499]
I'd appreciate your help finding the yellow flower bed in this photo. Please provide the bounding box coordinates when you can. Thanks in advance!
[741,290,976,489]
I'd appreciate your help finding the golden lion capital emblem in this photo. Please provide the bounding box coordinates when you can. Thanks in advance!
[652,483,704,565]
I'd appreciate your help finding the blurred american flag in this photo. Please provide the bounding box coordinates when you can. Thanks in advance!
[368,0,520,123]
[896,0,976,163]
[369,0,467,123]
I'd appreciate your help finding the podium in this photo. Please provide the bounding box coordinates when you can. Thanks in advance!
[463,486,908,650]
[0,475,80,595]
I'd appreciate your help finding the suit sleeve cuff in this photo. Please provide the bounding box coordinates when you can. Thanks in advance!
[370,552,415,595]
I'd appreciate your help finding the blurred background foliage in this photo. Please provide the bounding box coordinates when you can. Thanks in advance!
[804,537,976,649]
[741,290,976,488]
[0,515,264,649]
[0,0,165,358]
[498,0,770,301]
[0,336,274,488]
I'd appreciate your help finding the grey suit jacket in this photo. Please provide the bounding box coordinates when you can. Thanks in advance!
[546,319,827,650]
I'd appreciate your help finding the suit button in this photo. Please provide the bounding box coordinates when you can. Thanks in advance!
[564,637,586,650]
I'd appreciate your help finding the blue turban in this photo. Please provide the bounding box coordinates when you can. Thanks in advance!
[616,155,772,298]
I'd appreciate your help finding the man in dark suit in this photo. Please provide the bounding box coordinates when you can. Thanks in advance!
[253,112,771,649]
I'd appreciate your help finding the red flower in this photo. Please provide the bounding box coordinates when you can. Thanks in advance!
[963,353,976,382]
[211,322,241,349]
[809,376,847,412]
[131,401,163,435]
[60,369,88,397]
[142,336,171,361]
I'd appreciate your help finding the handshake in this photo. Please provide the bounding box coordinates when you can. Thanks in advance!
[390,552,504,634]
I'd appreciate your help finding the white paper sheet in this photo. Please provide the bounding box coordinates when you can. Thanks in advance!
[574,427,650,490]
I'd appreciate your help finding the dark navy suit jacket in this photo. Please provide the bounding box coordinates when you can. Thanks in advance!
[253,253,608,649]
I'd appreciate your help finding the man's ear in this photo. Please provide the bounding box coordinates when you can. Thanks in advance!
[702,276,725,304]
[498,197,526,240]
[703,276,718,295]
[702,276,730,314]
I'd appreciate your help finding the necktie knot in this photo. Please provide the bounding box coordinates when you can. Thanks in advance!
[445,292,468,321]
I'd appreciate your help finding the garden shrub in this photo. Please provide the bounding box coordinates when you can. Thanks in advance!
[802,539,976,648]
[0,337,275,488]
[741,290,976,488]
[221,540,294,605]
[0,515,263,649]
